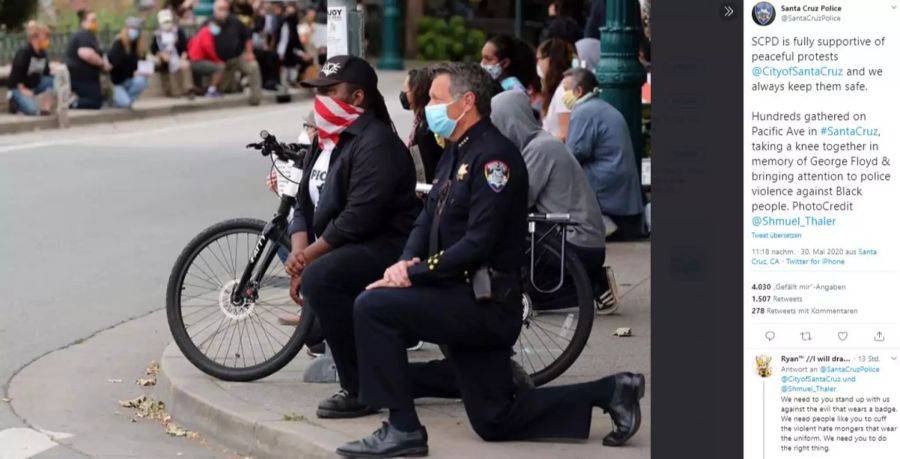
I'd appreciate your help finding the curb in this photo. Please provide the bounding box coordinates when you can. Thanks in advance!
[157,343,346,459]
[0,92,310,136]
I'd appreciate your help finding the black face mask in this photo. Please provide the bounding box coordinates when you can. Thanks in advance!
[399,91,411,111]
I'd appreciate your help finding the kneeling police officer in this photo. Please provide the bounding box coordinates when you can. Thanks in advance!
[337,62,645,458]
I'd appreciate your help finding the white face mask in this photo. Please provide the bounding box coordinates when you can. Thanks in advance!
[536,63,545,80]
[481,62,502,80]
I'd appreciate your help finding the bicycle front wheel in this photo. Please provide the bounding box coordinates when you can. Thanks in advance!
[166,218,313,381]
[517,235,594,386]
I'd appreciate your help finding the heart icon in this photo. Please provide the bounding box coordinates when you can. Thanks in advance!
[765,331,775,341]
[838,332,848,341]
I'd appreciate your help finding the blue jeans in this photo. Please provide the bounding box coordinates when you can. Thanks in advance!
[112,76,148,108]
[11,76,54,116]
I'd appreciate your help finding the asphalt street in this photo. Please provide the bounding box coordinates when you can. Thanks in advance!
[0,71,413,456]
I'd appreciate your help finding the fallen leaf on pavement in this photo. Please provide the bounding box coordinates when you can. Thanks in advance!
[136,377,157,387]
[165,423,189,437]
[2,398,11,403]
[145,361,160,377]
[282,413,305,421]
[107,379,124,384]
[119,395,166,420]
[613,327,633,337]
[119,395,147,408]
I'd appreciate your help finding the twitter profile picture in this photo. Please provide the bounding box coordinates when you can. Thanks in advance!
[752,2,776,26]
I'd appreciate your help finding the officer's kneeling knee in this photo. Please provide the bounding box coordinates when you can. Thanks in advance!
[353,289,392,322]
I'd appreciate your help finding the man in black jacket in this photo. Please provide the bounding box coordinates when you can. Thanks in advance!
[211,0,262,105]
[8,21,53,116]
[284,55,421,418]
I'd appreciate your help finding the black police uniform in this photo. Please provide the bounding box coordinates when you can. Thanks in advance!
[353,118,600,441]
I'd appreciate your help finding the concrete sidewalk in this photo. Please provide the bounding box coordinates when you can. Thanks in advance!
[157,241,651,459]
[0,90,310,136]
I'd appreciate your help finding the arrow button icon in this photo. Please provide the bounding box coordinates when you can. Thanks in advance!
[721,3,737,20]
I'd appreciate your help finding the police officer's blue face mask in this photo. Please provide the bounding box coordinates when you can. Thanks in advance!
[425,99,468,140]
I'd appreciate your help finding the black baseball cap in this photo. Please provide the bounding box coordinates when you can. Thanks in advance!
[300,55,378,90]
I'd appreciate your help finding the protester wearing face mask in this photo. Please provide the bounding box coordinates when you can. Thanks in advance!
[399,66,442,184]
[282,55,421,419]
[150,9,190,98]
[480,34,539,96]
[536,38,575,141]
[564,68,646,240]
[8,21,54,116]
[187,20,226,97]
[107,17,149,109]
[65,9,111,109]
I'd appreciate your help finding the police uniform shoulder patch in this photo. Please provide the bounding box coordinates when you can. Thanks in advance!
[484,160,510,193]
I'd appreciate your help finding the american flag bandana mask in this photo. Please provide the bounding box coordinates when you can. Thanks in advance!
[313,95,364,156]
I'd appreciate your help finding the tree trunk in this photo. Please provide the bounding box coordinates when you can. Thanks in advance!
[404,0,422,59]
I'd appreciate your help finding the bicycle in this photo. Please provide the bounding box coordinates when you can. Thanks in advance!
[166,135,594,385]
[166,131,315,382]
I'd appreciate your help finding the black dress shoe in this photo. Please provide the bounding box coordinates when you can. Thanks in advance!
[316,389,380,419]
[337,422,428,458]
[602,372,646,447]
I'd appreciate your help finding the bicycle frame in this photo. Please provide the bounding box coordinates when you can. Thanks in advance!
[230,152,304,306]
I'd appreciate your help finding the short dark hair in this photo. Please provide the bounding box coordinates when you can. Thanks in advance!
[432,62,494,117]
[77,9,91,23]
[567,68,599,94]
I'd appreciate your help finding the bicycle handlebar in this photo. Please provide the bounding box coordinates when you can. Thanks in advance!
[246,130,307,164]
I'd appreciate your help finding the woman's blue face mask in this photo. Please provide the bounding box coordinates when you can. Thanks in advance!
[128,29,140,41]
[425,99,467,139]
[209,24,221,36]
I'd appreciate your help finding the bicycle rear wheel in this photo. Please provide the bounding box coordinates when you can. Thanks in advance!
[517,235,594,387]
[166,218,313,381]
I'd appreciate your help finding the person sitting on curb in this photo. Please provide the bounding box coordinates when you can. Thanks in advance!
[211,0,262,106]
[187,21,225,98]
[7,21,54,116]
[491,89,618,310]
[565,68,646,240]
[65,9,110,110]
[150,8,190,98]
[107,17,150,109]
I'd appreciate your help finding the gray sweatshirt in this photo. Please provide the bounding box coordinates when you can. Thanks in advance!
[490,91,606,249]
